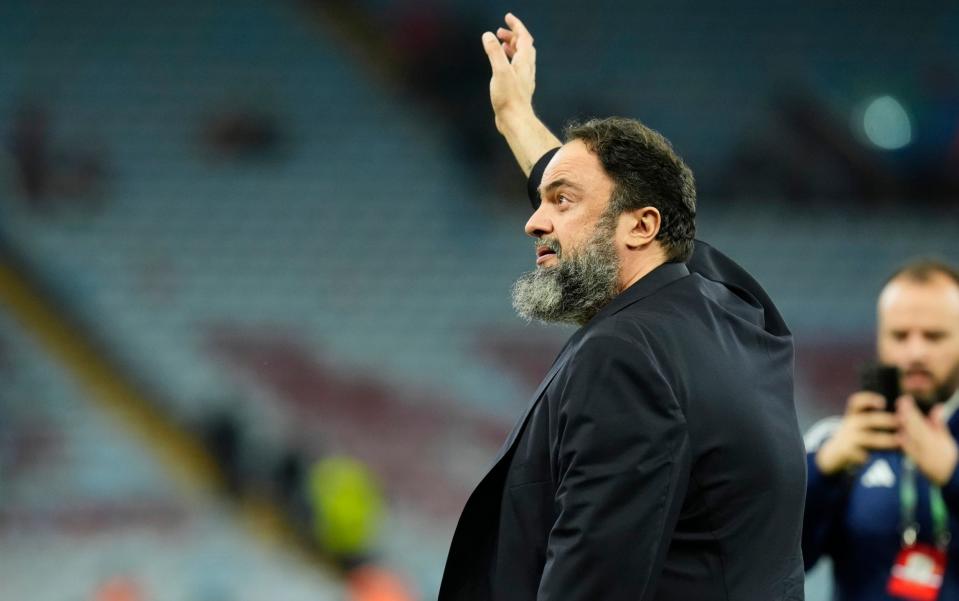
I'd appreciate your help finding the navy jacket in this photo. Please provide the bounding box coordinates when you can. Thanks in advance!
[804,406,959,600]
[440,150,806,601]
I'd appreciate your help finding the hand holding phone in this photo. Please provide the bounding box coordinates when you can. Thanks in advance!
[814,369,902,475]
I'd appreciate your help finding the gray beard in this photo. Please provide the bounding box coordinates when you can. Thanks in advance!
[511,221,620,326]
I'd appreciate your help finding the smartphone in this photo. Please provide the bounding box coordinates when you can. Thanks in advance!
[859,362,901,412]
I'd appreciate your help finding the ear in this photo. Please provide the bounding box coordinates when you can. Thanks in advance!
[622,206,661,250]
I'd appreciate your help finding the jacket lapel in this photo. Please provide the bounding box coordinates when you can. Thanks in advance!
[486,337,579,468]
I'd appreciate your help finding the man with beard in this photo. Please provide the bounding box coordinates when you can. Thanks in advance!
[804,261,959,601]
[438,14,806,601]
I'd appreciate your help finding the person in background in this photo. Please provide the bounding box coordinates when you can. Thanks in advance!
[804,260,959,601]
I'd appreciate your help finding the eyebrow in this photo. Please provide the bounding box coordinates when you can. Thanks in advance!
[538,178,583,197]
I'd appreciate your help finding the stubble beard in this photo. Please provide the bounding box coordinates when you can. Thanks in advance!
[511,215,620,326]
[910,361,959,409]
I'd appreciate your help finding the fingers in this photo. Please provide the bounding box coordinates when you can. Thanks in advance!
[497,28,518,59]
[849,411,900,450]
[898,425,921,459]
[896,395,926,430]
[847,391,886,415]
[505,12,533,43]
[503,13,535,64]
[858,430,901,450]
[489,13,536,97]
[481,31,509,71]
[497,23,528,62]
[857,411,900,431]
[844,446,869,467]
[931,403,949,431]
[896,396,934,460]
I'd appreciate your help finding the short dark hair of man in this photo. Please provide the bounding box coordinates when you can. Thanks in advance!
[565,117,697,262]
[884,258,959,289]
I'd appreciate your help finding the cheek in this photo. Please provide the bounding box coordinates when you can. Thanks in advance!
[877,340,894,362]
[878,340,906,366]
[555,223,588,254]
[932,340,959,376]
[950,338,959,361]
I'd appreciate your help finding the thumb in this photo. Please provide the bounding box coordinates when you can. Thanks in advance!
[482,32,509,71]
[931,404,949,431]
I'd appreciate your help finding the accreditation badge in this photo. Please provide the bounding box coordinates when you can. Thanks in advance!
[887,543,947,601]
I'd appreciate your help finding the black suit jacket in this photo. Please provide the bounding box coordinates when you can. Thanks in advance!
[438,240,806,601]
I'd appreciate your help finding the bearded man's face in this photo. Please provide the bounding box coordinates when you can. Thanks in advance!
[512,141,622,326]
[512,212,620,325]
[878,273,959,407]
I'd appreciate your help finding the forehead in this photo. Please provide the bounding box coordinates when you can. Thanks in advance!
[539,140,613,196]
[878,275,959,329]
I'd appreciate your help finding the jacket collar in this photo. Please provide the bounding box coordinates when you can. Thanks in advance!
[943,389,959,422]
[589,260,690,324]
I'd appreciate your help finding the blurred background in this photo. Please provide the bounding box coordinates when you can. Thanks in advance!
[0,0,957,599]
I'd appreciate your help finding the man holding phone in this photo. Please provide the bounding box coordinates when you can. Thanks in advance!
[804,260,959,600]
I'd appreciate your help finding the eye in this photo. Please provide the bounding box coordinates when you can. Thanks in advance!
[924,331,947,343]
[891,331,908,342]
[557,194,571,205]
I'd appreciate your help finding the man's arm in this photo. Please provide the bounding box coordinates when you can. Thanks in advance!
[800,418,852,570]
[484,15,803,349]
[802,393,904,569]
[539,331,690,600]
[481,14,560,176]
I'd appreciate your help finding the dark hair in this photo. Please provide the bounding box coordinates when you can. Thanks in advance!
[565,117,696,262]
[884,258,959,289]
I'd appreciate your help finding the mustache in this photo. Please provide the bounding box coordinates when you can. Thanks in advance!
[535,238,562,256]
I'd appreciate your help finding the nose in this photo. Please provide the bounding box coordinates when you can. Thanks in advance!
[524,205,553,238]
[904,332,930,363]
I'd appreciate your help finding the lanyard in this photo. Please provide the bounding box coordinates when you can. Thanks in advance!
[900,457,951,549]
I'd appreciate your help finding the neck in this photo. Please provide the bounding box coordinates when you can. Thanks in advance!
[618,250,669,292]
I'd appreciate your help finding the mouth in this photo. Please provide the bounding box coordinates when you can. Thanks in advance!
[902,369,934,391]
[536,246,557,265]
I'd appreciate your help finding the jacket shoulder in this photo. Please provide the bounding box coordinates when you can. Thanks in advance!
[579,315,658,356]
[568,318,673,390]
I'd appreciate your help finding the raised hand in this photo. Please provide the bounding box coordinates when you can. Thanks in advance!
[482,13,537,129]
[897,395,959,486]
[480,13,560,177]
